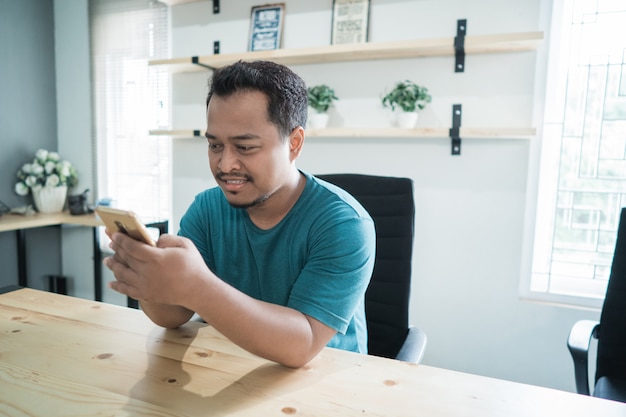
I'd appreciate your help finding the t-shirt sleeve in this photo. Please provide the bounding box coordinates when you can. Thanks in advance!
[178,192,212,265]
[287,203,375,334]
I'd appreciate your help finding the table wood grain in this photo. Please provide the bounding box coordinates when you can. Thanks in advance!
[1,288,624,416]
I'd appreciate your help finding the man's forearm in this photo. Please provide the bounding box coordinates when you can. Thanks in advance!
[184,278,335,368]
[139,300,194,329]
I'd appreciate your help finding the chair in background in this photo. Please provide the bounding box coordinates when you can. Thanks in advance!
[317,173,427,363]
[567,207,626,402]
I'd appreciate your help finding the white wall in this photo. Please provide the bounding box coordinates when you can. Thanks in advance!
[168,0,602,393]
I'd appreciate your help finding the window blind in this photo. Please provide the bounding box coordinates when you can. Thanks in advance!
[90,0,171,228]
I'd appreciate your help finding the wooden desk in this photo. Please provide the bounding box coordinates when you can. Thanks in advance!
[0,212,167,305]
[0,211,102,233]
[0,212,103,297]
[1,287,625,416]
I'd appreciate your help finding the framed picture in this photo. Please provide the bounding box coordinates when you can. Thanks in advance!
[331,0,370,45]
[248,3,285,52]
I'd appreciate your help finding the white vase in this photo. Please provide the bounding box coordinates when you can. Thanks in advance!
[32,185,68,213]
[396,112,418,128]
[309,112,330,129]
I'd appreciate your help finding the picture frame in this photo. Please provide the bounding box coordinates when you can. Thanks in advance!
[331,0,371,45]
[248,3,285,52]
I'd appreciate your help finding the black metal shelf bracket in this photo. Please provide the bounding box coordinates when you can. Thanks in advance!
[450,104,462,155]
[190,41,220,71]
[213,0,220,14]
[191,56,213,70]
[454,19,467,73]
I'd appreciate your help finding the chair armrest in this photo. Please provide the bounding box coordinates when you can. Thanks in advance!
[567,319,600,395]
[396,326,427,364]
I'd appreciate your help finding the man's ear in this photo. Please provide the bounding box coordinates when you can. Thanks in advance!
[288,126,305,161]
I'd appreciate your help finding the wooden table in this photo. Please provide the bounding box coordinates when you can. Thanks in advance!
[0,212,102,296]
[1,287,625,416]
[0,212,103,233]
[0,212,167,304]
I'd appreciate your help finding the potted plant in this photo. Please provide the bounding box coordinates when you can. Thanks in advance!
[307,84,339,129]
[382,80,432,128]
[14,149,79,213]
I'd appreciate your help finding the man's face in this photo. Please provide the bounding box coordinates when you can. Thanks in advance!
[205,91,295,209]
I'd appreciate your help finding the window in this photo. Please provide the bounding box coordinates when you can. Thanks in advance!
[90,0,171,233]
[526,0,626,307]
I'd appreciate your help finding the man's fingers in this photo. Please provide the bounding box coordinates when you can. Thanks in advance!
[110,232,156,262]
[108,280,140,300]
[156,233,189,249]
[104,256,146,299]
[111,251,129,268]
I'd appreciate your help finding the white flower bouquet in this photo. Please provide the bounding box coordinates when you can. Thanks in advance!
[15,149,78,196]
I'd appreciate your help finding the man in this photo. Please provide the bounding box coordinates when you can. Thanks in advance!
[104,60,375,368]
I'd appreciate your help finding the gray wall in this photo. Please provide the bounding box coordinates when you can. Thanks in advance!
[55,0,98,301]
[0,0,61,290]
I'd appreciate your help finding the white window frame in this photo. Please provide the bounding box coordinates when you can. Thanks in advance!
[521,0,626,309]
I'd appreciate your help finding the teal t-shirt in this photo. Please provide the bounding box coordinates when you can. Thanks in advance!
[178,171,376,353]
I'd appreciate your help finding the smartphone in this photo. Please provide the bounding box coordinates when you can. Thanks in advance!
[95,206,156,246]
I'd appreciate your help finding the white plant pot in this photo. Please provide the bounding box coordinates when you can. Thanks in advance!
[309,112,330,129]
[396,112,418,128]
[32,185,68,213]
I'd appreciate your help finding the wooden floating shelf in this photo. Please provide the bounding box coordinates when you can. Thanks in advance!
[148,31,543,73]
[149,127,536,139]
[157,0,198,5]
[306,127,536,139]
[150,129,203,137]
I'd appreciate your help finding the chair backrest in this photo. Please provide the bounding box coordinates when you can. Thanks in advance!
[316,174,414,359]
[596,207,626,382]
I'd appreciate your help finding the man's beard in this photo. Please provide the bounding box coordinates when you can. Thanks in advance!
[216,171,269,209]
[228,193,271,209]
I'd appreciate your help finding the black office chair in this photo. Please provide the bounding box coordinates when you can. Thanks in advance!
[317,173,427,363]
[567,207,626,402]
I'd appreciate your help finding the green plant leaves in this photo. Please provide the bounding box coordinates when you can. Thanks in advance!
[382,80,432,113]
[307,84,339,113]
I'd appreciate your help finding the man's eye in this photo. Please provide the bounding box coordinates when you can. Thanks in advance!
[237,146,257,153]
[208,143,223,152]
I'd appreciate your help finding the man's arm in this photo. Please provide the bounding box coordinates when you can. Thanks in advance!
[136,301,194,329]
[105,233,336,368]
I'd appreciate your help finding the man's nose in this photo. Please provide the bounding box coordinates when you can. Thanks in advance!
[218,146,240,172]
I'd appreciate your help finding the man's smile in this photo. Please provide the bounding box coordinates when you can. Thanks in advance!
[217,174,251,193]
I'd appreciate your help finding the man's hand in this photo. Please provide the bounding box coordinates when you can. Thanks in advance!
[103,231,337,368]
[104,232,209,306]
